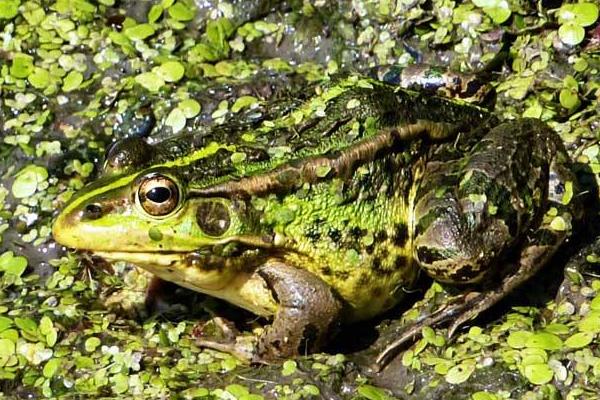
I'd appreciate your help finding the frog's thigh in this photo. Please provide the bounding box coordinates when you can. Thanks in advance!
[254,261,343,361]
[414,120,549,284]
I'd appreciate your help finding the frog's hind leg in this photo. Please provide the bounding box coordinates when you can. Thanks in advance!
[375,224,568,371]
[374,119,580,370]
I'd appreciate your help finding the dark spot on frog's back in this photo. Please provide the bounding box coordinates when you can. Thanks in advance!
[372,257,394,276]
[328,228,342,242]
[394,223,409,246]
[374,230,387,242]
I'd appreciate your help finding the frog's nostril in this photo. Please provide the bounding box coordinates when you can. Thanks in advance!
[83,203,103,220]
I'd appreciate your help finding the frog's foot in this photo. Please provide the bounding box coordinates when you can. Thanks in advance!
[374,241,560,372]
[193,317,259,363]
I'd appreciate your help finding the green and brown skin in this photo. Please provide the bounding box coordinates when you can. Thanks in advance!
[52,75,580,369]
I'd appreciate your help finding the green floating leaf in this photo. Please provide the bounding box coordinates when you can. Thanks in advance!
[231,96,258,113]
[42,358,61,378]
[135,72,164,92]
[84,337,101,353]
[156,61,185,82]
[445,362,476,384]
[558,23,585,46]
[357,384,394,400]
[564,332,594,349]
[28,67,51,89]
[523,363,554,385]
[578,312,600,333]
[124,23,155,40]
[472,392,499,400]
[525,332,563,351]
[507,330,533,349]
[12,165,48,198]
[0,0,19,19]
[179,99,201,118]
[168,2,195,21]
[165,108,186,133]
[147,4,163,23]
[558,3,599,27]
[559,88,580,110]
[10,54,33,79]
[62,71,83,92]
[281,360,297,376]
[0,338,15,367]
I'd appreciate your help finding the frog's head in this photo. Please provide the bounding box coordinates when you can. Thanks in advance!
[52,136,271,280]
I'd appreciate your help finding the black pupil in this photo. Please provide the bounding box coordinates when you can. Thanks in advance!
[146,186,171,203]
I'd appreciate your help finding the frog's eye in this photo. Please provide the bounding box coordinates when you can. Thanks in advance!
[138,175,179,216]
[196,201,231,237]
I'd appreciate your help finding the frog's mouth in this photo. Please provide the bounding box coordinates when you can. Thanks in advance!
[94,251,185,268]
[94,248,267,292]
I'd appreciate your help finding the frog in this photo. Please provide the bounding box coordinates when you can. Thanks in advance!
[52,74,580,370]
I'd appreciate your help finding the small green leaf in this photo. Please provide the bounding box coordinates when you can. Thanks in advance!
[578,312,600,333]
[0,252,27,277]
[165,108,186,133]
[472,392,499,400]
[111,373,129,394]
[124,23,155,40]
[135,72,165,93]
[0,338,15,367]
[156,61,185,82]
[357,384,394,400]
[558,23,585,46]
[15,317,37,334]
[62,71,83,92]
[565,332,594,349]
[39,317,53,335]
[507,330,533,349]
[281,360,297,376]
[179,99,201,118]
[84,337,101,353]
[28,67,51,89]
[168,2,195,21]
[525,332,563,350]
[12,165,48,198]
[0,0,19,19]
[0,317,12,333]
[559,88,580,110]
[315,165,332,178]
[523,363,554,385]
[10,54,33,79]
[231,96,258,113]
[558,3,599,27]
[148,4,163,23]
[445,362,476,384]
[550,216,567,231]
[43,358,61,378]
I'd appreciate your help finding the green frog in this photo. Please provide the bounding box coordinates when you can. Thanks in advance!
[52,74,580,369]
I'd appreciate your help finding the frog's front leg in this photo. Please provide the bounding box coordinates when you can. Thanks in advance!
[197,260,343,363]
[375,119,579,370]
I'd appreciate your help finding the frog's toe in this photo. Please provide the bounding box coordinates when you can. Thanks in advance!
[196,336,258,363]
[193,317,259,363]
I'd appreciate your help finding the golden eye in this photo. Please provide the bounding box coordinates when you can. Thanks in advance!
[138,175,179,216]
[196,201,231,237]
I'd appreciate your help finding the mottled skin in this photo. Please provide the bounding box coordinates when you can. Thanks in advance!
[52,76,579,368]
